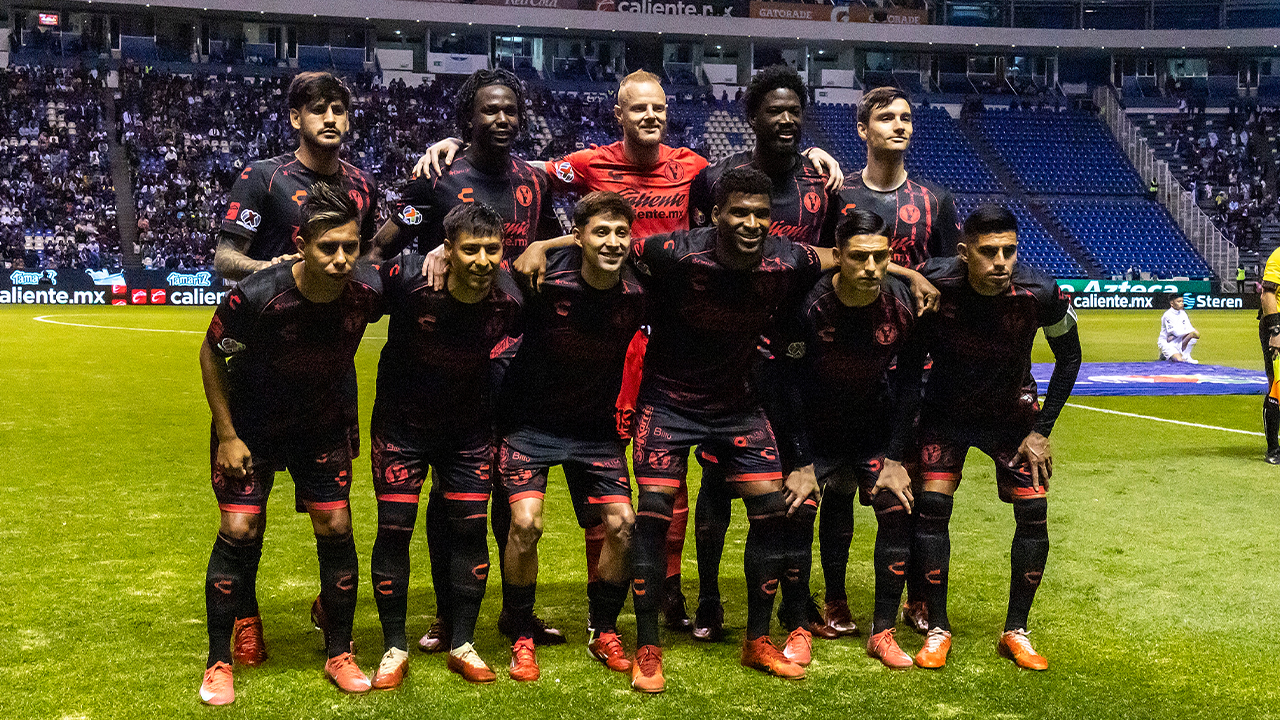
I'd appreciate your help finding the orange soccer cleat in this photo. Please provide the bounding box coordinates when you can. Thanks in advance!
[199,661,235,706]
[914,627,952,669]
[508,637,540,682]
[630,645,666,693]
[997,629,1049,671]
[588,630,632,672]
[866,628,914,670]
[741,636,806,680]
[782,627,813,667]
[447,643,497,684]
[324,652,371,693]
[231,616,268,667]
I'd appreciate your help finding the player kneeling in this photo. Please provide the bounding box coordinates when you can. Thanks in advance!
[910,204,1081,670]
[496,192,645,681]
[774,209,924,669]
[368,203,522,687]
[198,182,383,705]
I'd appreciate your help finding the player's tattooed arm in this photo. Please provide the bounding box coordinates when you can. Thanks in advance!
[513,234,576,291]
[366,219,409,265]
[801,147,844,192]
[887,263,940,316]
[214,231,297,281]
[200,340,252,478]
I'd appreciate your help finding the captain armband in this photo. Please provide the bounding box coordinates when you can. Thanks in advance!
[1042,306,1078,339]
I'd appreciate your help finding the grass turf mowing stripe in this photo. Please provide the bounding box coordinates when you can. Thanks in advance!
[1066,402,1263,436]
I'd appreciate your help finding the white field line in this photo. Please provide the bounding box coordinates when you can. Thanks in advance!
[1066,402,1263,436]
[32,314,388,340]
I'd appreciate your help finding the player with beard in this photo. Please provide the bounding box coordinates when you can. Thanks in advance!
[368,69,564,654]
[198,183,382,705]
[909,204,1081,671]
[833,86,960,635]
[367,203,523,687]
[418,70,842,631]
[496,193,645,681]
[210,72,379,670]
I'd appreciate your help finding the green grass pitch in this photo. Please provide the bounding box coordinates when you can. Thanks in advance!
[2,305,1278,719]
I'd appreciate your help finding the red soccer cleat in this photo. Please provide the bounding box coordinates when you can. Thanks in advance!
[448,643,497,684]
[914,628,952,669]
[782,627,813,666]
[866,628,914,670]
[741,636,806,680]
[231,616,267,667]
[199,661,235,706]
[372,648,409,689]
[630,645,665,693]
[325,652,371,693]
[588,630,632,672]
[509,637,540,682]
[997,629,1049,671]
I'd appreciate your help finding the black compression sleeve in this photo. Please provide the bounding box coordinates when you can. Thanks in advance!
[1034,325,1082,437]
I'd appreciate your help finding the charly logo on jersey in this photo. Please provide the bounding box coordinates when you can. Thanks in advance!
[554,161,575,184]
[786,341,806,359]
[803,191,822,214]
[515,185,533,208]
[399,206,424,226]
[237,209,262,231]
[898,205,921,224]
[218,337,246,355]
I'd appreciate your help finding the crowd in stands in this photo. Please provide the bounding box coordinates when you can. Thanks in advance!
[0,65,119,270]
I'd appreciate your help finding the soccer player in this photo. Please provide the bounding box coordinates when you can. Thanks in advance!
[1259,245,1280,463]
[623,167,833,691]
[496,192,645,681]
[370,68,563,653]
[1158,294,1201,363]
[211,72,380,664]
[775,208,924,669]
[832,86,960,635]
[909,204,1082,671]
[198,182,383,705]
[367,203,523,687]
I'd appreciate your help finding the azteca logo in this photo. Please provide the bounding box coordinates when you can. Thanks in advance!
[400,206,423,226]
[237,209,262,231]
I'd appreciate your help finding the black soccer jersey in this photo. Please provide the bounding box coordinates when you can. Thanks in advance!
[373,254,523,436]
[205,262,383,444]
[220,152,379,261]
[390,155,560,259]
[833,174,960,268]
[499,245,647,442]
[689,150,837,247]
[632,227,823,419]
[784,272,918,455]
[917,256,1071,426]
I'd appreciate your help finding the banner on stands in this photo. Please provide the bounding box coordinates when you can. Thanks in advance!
[1,268,231,306]
[748,2,927,24]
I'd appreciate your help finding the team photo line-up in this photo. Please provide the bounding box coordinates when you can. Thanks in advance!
[196,62,1090,706]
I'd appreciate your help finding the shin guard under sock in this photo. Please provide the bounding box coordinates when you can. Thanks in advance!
[316,532,359,658]
[206,532,255,666]
[633,490,676,647]
[1006,496,1049,632]
[425,493,452,623]
[780,498,817,631]
[446,495,490,648]
[694,475,732,605]
[914,491,954,632]
[371,500,417,651]
[818,489,855,603]
[237,537,263,620]
[588,580,630,634]
[743,491,789,640]
[503,582,537,639]
[871,491,912,633]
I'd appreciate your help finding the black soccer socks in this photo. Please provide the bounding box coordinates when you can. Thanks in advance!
[205,532,258,667]
[871,490,912,634]
[503,581,537,639]
[588,580,630,634]
[316,532,359,658]
[371,500,417,651]
[446,494,490,648]
[818,488,856,604]
[779,497,818,631]
[1006,496,1049,632]
[914,491,954,632]
[743,491,789,640]
[425,493,452,625]
[633,489,676,647]
[694,475,733,606]
[1265,395,1280,453]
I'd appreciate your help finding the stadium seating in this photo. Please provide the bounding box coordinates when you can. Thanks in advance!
[952,195,1087,278]
[1042,197,1213,278]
